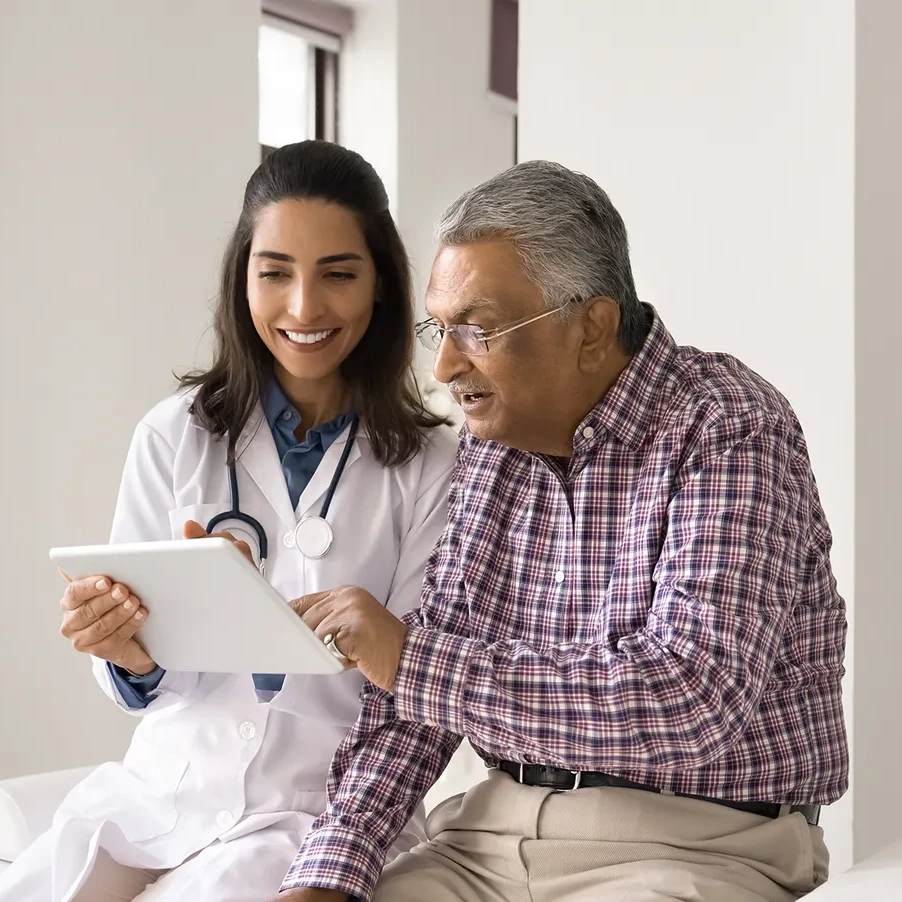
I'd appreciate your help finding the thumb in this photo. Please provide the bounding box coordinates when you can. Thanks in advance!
[183,520,209,540]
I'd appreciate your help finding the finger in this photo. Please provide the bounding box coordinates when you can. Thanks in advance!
[290,590,334,618]
[208,529,239,544]
[66,584,138,632]
[58,568,73,584]
[316,620,356,669]
[183,520,208,540]
[62,588,121,634]
[61,576,112,611]
[69,598,145,651]
[301,601,337,632]
[84,607,148,656]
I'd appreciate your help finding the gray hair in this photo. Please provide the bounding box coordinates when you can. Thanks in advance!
[436,160,646,353]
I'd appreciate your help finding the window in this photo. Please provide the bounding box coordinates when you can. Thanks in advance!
[258,14,339,157]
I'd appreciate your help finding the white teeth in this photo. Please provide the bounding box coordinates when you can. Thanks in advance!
[283,329,336,345]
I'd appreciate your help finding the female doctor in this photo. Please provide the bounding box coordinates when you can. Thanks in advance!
[0,140,458,902]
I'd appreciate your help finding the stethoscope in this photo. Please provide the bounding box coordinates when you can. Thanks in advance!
[205,416,360,580]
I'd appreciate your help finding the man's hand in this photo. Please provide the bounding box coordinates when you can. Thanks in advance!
[292,586,408,692]
[270,889,348,902]
[183,519,255,567]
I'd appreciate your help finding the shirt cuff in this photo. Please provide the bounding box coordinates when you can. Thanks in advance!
[280,825,386,901]
[392,626,477,734]
[108,663,165,709]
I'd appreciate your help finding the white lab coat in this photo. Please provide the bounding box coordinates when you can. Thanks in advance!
[2,391,458,902]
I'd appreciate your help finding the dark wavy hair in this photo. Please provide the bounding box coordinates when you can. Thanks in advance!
[180,140,447,465]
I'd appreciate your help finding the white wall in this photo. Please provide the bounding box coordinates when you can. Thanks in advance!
[341,0,513,400]
[519,0,860,873]
[0,0,259,778]
[339,0,401,212]
[396,0,515,317]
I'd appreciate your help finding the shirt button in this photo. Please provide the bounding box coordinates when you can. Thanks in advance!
[282,410,292,421]
[554,570,565,584]
[238,720,256,740]
[283,531,296,548]
[582,426,595,439]
[216,810,233,829]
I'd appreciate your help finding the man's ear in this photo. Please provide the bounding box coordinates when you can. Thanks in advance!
[578,297,620,371]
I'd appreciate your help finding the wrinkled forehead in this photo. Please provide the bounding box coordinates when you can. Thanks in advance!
[425,241,544,323]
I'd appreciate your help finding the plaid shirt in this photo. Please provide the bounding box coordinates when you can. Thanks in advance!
[283,308,848,900]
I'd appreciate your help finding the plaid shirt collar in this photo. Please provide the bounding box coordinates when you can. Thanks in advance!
[579,304,676,453]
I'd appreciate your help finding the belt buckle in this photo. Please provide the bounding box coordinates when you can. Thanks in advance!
[518,762,525,784]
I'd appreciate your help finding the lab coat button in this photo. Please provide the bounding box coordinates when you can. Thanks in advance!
[238,720,256,740]
[283,531,296,548]
[216,810,233,829]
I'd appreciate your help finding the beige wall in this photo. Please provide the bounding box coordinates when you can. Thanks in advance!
[853,0,902,863]
[0,0,259,778]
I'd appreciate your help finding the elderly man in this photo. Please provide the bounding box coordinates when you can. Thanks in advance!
[276,162,848,902]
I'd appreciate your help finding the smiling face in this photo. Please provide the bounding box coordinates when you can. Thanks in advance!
[247,198,377,398]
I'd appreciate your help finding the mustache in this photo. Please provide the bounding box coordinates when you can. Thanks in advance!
[447,381,493,395]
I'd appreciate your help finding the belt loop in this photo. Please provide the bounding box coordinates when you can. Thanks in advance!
[518,762,524,784]
[778,804,791,817]
[569,770,582,791]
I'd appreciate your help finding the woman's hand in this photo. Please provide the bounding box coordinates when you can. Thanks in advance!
[182,519,255,566]
[59,575,155,675]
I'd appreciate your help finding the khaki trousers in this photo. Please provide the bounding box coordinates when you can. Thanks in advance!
[374,770,829,902]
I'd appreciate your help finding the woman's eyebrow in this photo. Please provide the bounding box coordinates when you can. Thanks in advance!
[252,250,294,262]
[251,251,364,265]
[317,253,364,265]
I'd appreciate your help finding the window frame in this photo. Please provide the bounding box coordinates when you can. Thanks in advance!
[259,11,340,156]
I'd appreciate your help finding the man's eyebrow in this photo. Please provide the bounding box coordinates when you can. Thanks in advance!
[425,295,494,323]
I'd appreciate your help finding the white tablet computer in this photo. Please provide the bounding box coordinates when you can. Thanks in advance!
[49,538,344,675]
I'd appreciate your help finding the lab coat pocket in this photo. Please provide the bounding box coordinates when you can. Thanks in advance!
[117,735,189,841]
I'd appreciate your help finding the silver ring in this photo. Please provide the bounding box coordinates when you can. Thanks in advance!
[322,633,349,663]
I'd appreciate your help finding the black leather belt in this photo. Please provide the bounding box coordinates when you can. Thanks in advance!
[497,761,820,826]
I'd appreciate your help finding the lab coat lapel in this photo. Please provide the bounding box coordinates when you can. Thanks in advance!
[234,405,297,529]
[296,422,362,519]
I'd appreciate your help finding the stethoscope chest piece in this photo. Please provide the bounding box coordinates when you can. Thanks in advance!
[293,516,334,559]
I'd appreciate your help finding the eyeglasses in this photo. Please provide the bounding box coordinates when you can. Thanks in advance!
[415,300,574,357]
